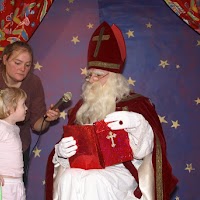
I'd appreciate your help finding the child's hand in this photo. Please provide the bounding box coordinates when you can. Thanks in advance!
[0,175,4,186]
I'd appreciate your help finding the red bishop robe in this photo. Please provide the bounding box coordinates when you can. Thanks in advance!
[45,93,178,200]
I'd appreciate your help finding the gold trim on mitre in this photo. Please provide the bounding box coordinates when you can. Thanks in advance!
[88,61,120,70]
[155,134,163,200]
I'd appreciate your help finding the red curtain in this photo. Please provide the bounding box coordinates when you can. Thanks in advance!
[0,0,54,54]
[164,0,200,34]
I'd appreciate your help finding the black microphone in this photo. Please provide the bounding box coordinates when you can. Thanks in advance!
[44,92,72,119]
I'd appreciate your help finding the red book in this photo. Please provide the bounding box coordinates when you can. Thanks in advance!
[63,120,133,170]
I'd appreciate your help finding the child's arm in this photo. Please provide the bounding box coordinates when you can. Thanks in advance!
[0,175,4,186]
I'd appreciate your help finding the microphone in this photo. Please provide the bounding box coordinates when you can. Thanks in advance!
[44,92,72,120]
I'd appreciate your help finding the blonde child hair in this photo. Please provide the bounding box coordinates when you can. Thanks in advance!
[0,87,27,119]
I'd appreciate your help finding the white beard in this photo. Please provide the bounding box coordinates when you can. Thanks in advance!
[76,72,131,125]
[76,80,116,125]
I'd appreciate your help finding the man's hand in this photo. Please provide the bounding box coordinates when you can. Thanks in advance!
[57,137,78,158]
[104,111,141,130]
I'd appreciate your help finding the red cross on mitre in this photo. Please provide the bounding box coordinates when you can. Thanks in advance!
[87,21,126,74]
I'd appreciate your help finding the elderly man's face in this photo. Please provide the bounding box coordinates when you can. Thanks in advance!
[85,68,109,85]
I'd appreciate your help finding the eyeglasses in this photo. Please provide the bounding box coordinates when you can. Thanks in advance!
[85,72,109,81]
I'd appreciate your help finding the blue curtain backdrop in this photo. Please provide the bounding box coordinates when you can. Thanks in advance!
[26,0,200,199]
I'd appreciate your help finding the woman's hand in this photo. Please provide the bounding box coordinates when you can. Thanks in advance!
[34,105,60,131]
[44,104,60,122]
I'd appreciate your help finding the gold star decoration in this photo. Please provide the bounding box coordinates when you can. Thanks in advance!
[42,180,45,185]
[146,22,152,28]
[159,60,169,68]
[171,120,180,129]
[197,40,200,46]
[65,7,70,12]
[126,30,134,38]
[0,46,4,52]
[158,115,168,123]
[176,64,181,69]
[87,23,94,29]
[81,67,87,75]
[71,36,80,45]
[34,62,43,70]
[60,110,67,120]
[33,147,41,158]
[127,77,136,86]
[185,163,195,173]
[10,0,15,6]
[68,0,74,3]
[175,196,180,200]
[194,97,200,105]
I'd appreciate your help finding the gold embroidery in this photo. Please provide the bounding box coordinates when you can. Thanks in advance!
[117,94,143,111]
[88,61,120,69]
[122,106,129,111]
[120,93,142,102]
[0,90,3,97]
[92,35,110,41]
[93,27,105,57]
[156,135,163,200]
[106,131,117,147]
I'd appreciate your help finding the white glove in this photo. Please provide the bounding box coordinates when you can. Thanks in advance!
[104,111,142,130]
[57,136,78,158]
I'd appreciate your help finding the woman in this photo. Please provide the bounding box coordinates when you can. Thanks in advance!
[0,41,60,187]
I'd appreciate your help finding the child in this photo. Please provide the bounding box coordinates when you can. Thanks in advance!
[0,87,27,200]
